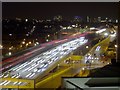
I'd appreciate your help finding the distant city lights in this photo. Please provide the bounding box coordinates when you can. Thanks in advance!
[22,41,25,44]
[26,34,29,36]
[9,34,12,36]
[8,52,12,56]
[86,46,89,49]
[25,19,28,22]
[26,43,29,46]
[28,42,32,44]
[47,35,50,37]
[0,44,3,49]
[9,47,12,50]
[115,45,117,48]
[36,42,39,45]
[46,39,49,42]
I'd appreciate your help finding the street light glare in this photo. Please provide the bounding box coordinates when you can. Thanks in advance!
[46,39,49,42]
[8,52,12,56]
[0,45,3,49]
[86,46,89,48]
[26,43,29,46]
[9,34,12,36]
[48,35,50,37]
[115,45,117,48]
[25,19,28,22]
[22,41,25,44]
[29,42,32,44]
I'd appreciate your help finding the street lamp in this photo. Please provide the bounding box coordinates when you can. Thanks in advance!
[8,52,12,56]
[20,45,22,48]
[115,45,117,48]
[26,43,28,46]
[0,45,3,49]
[29,42,32,44]
[34,44,37,46]
[25,19,28,22]
[46,39,49,42]
[47,35,50,37]
[86,46,89,49]
[9,34,12,36]
[9,47,12,50]
[22,41,25,44]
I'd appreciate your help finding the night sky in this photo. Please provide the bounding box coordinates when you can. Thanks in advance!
[2,2,119,20]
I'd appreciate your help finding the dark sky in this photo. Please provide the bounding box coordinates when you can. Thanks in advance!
[2,2,119,20]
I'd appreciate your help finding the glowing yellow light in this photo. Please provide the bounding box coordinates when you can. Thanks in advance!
[22,41,25,44]
[115,45,117,48]
[86,46,89,48]
[0,45,3,49]
[29,42,31,44]
[20,45,22,48]
[9,47,12,50]
[26,43,28,46]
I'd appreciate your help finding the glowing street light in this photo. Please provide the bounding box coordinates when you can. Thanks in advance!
[86,46,89,49]
[25,19,28,22]
[82,67,85,70]
[22,41,25,44]
[47,35,50,37]
[115,45,117,48]
[9,34,12,36]
[46,39,49,42]
[26,43,28,46]
[26,34,29,36]
[9,47,12,50]
[0,45,3,49]
[8,52,12,56]
[28,42,31,44]
[20,45,23,47]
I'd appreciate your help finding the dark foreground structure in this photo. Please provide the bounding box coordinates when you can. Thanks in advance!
[89,59,120,77]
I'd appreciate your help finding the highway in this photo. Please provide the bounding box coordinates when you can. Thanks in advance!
[0,27,117,88]
[0,32,88,72]
[0,36,88,81]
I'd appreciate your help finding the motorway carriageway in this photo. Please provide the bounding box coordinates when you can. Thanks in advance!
[0,36,88,84]
[0,32,88,72]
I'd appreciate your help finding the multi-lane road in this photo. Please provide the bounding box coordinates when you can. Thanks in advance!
[0,27,117,87]
[1,36,88,80]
